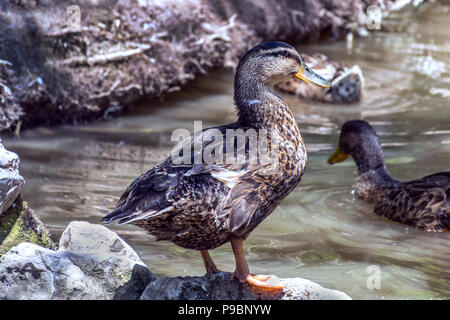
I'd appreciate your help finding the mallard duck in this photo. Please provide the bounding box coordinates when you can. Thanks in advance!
[328,120,450,232]
[101,41,330,289]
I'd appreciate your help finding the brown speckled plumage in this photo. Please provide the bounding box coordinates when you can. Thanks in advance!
[101,42,322,252]
[330,120,450,232]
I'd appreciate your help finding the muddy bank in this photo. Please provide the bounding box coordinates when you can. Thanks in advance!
[0,0,391,132]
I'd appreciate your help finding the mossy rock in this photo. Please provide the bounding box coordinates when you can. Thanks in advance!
[0,197,56,256]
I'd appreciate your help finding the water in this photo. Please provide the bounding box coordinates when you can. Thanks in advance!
[2,5,449,299]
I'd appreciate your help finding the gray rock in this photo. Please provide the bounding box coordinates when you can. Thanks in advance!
[0,140,24,214]
[0,141,54,256]
[0,221,149,299]
[0,242,95,299]
[140,272,351,300]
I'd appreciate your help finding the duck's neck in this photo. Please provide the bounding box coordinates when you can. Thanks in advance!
[234,77,302,147]
[351,139,387,176]
[355,165,398,202]
[353,147,398,200]
[358,165,396,185]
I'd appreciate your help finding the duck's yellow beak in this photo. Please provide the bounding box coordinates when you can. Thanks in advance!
[327,146,349,164]
[294,63,331,88]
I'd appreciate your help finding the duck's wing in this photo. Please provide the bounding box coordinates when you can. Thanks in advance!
[192,162,275,238]
[101,160,231,225]
[374,172,450,230]
[101,164,175,224]
[101,126,274,230]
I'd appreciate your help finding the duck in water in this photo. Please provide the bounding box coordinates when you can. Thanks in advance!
[102,41,330,289]
[328,120,450,232]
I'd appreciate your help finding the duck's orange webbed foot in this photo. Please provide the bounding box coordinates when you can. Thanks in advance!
[232,272,284,290]
[246,274,284,290]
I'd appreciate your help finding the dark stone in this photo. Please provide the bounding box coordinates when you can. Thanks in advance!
[140,272,269,300]
[113,264,156,300]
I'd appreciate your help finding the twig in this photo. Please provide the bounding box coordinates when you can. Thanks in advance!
[63,44,151,67]
[0,59,12,66]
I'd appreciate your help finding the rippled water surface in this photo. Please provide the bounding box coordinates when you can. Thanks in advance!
[2,5,450,299]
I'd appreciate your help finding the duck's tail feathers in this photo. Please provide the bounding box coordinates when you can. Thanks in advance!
[101,206,174,225]
[100,207,130,224]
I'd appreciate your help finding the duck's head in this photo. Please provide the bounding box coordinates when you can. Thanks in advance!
[328,120,385,174]
[235,41,331,89]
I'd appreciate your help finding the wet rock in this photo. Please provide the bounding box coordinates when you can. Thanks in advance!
[0,221,148,299]
[0,140,53,256]
[276,54,364,103]
[140,272,351,300]
[0,197,55,256]
[0,140,24,213]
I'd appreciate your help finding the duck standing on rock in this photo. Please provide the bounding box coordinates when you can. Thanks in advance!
[102,41,330,289]
[328,120,450,232]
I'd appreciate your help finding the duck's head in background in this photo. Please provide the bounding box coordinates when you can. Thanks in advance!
[328,120,386,174]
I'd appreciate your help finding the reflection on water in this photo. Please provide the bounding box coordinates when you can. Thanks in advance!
[2,5,450,299]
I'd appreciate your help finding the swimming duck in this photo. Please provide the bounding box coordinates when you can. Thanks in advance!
[101,41,330,289]
[328,120,450,231]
